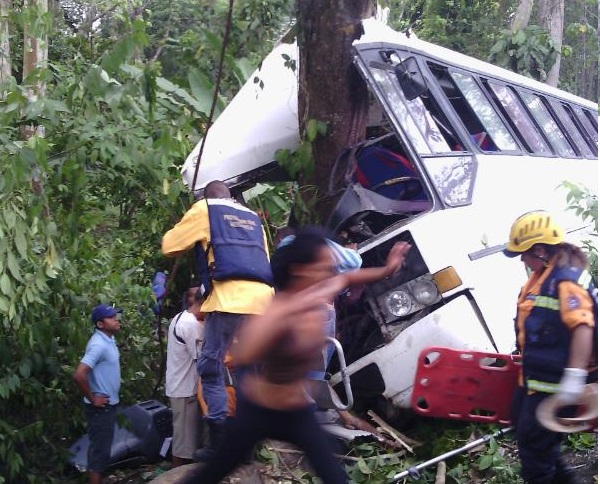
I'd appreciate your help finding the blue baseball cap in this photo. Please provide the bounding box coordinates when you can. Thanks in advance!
[91,304,122,323]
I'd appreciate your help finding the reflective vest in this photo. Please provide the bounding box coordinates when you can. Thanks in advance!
[523,266,597,393]
[197,199,272,291]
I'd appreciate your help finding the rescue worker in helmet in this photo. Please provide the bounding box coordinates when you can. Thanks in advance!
[503,210,597,484]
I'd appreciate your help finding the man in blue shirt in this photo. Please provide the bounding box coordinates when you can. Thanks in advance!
[73,304,122,484]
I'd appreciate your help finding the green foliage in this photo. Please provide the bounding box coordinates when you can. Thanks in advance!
[386,0,513,64]
[345,442,404,483]
[339,422,522,484]
[473,435,521,483]
[275,118,327,179]
[143,0,294,93]
[565,431,597,452]
[561,181,598,280]
[489,25,559,81]
[0,27,209,484]
[557,0,598,100]
[0,1,299,479]
[244,182,321,250]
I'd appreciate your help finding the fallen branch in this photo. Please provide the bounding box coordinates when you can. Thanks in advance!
[435,461,446,484]
[337,450,407,462]
[270,448,306,483]
[367,410,421,453]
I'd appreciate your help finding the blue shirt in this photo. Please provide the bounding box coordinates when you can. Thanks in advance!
[80,330,121,405]
[277,236,362,274]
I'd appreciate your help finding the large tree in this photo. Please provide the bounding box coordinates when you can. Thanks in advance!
[509,0,565,86]
[296,0,373,221]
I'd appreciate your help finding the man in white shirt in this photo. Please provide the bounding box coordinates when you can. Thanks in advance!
[166,286,205,467]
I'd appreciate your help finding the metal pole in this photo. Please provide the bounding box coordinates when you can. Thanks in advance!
[389,426,513,482]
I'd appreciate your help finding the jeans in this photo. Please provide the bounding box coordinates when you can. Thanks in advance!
[197,312,246,422]
[307,304,337,381]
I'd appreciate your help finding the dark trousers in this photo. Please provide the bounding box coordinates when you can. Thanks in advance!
[178,392,348,484]
[84,404,117,473]
[512,387,564,483]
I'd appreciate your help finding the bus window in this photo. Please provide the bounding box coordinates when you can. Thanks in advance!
[547,99,596,159]
[369,65,452,154]
[485,81,553,156]
[518,90,577,158]
[583,109,598,131]
[446,70,519,152]
[573,105,599,146]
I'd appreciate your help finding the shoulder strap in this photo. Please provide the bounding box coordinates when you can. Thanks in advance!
[172,312,186,345]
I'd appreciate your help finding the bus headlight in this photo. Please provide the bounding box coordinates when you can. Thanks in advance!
[386,290,413,317]
[412,279,439,305]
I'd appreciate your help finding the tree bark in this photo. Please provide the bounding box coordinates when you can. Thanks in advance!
[22,0,49,139]
[0,0,10,86]
[510,0,534,31]
[537,0,564,86]
[22,0,49,204]
[296,0,374,223]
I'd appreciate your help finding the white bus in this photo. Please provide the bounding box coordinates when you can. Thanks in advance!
[180,18,598,420]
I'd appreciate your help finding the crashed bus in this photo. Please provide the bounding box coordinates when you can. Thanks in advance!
[180,18,598,423]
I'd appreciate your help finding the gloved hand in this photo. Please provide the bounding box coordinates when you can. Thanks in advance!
[556,367,588,405]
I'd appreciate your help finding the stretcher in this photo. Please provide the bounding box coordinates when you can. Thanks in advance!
[410,346,522,424]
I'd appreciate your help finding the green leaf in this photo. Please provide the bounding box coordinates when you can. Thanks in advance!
[19,361,31,379]
[188,68,214,115]
[316,121,328,136]
[478,454,493,470]
[156,77,206,115]
[14,228,27,259]
[356,457,372,474]
[101,37,135,73]
[306,119,318,142]
[0,274,11,296]
[4,210,16,229]
[7,251,22,282]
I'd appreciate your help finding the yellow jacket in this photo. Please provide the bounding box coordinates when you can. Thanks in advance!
[162,199,273,315]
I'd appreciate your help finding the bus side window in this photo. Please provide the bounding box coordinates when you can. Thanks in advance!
[518,90,578,158]
[574,106,599,147]
[427,62,498,152]
[415,93,464,151]
[547,99,596,159]
[561,104,598,157]
[484,80,553,156]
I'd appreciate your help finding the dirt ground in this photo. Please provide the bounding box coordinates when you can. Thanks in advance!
[94,434,597,484]
[562,445,599,484]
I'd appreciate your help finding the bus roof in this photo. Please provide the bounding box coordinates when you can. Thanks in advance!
[181,18,597,193]
[357,19,597,109]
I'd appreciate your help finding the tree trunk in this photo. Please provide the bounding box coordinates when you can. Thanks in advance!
[22,0,48,85]
[0,0,10,86]
[510,0,534,31]
[22,0,49,206]
[296,0,374,223]
[537,0,564,86]
[22,0,48,139]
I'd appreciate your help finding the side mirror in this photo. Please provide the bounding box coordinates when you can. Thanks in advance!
[395,57,428,101]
